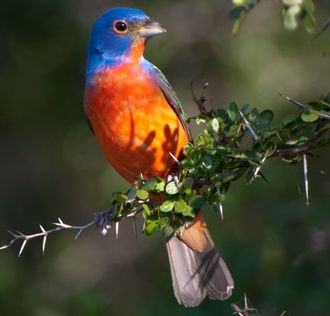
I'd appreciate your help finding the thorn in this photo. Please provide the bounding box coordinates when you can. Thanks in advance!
[75,230,83,239]
[42,235,47,254]
[54,218,72,229]
[258,170,270,184]
[115,221,119,239]
[19,239,27,257]
[311,17,330,42]
[279,93,330,120]
[279,93,307,109]
[217,187,224,220]
[302,154,309,207]
[132,216,138,240]
[39,224,46,233]
[173,174,180,187]
[8,230,19,238]
[253,157,266,180]
[168,152,180,165]
[239,111,259,141]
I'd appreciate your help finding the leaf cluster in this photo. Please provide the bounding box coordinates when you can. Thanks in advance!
[107,92,330,238]
[230,0,317,34]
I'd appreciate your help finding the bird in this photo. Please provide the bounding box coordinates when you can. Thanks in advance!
[84,7,234,307]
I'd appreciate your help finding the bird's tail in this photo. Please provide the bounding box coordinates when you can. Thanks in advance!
[165,212,234,307]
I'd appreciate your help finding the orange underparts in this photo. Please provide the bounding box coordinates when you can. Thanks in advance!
[84,59,188,183]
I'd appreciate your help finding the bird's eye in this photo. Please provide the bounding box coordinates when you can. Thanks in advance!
[113,20,128,34]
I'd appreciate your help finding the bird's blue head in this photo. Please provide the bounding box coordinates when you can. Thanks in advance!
[86,7,166,75]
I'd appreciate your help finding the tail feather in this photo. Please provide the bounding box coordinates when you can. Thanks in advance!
[166,230,234,307]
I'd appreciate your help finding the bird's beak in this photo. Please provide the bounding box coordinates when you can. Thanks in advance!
[138,19,166,38]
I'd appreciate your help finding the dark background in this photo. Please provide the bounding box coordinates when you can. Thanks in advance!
[1,1,329,315]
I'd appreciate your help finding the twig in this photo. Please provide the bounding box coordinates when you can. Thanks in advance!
[279,93,330,120]
[231,293,259,316]
[191,81,213,117]
[0,206,144,256]
[271,127,328,158]
[231,292,289,316]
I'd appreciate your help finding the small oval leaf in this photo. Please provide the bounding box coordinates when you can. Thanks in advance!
[166,181,179,195]
[160,200,175,212]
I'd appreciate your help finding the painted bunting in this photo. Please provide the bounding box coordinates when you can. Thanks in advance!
[84,7,234,307]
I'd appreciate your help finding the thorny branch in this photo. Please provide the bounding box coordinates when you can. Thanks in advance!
[1,91,329,255]
[0,206,144,256]
[231,293,289,316]
[191,89,330,207]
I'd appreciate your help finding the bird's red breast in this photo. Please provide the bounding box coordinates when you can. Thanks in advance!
[84,43,189,183]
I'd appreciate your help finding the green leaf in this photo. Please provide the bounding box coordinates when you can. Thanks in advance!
[182,205,196,217]
[188,195,206,209]
[196,134,209,147]
[115,192,128,201]
[301,112,318,122]
[163,225,174,238]
[302,0,315,13]
[174,199,187,213]
[189,150,201,164]
[154,181,165,192]
[136,189,149,200]
[158,217,169,228]
[228,102,240,121]
[257,110,274,129]
[213,108,227,119]
[282,8,298,31]
[127,189,137,200]
[283,0,303,5]
[303,12,316,33]
[239,133,253,152]
[142,203,151,216]
[286,139,299,145]
[281,114,297,127]
[229,6,245,20]
[231,8,247,35]
[196,116,210,126]
[248,108,259,124]
[182,177,194,189]
[165,181,179,195]
[265,142,277,157]
[211,118,220,132]
[142,177,157,191]
[184,142,195,155]
[145,220,157,236]
[207,192,226,204]
[202,155,213,170]
[160,200,175,212]
[297,135,309,145]
[221,170,239,183]
[241,103,249,114]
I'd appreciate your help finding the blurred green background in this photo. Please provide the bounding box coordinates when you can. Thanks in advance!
[1,0,329,315]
